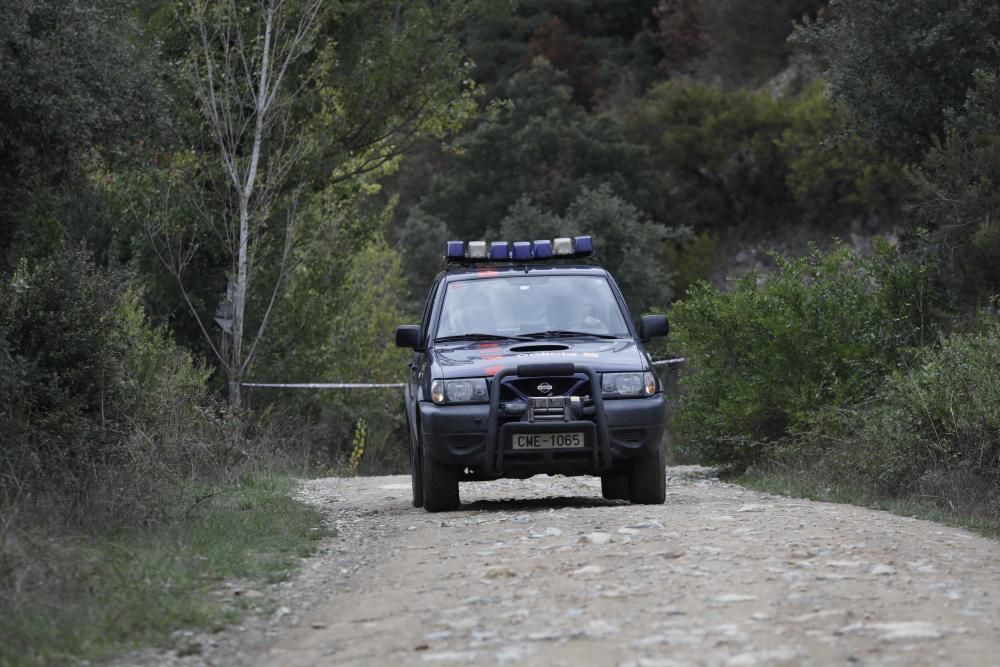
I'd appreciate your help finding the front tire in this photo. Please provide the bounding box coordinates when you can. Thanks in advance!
[627,445,666,504]
[421,442,460,512]
[600,473,629,500]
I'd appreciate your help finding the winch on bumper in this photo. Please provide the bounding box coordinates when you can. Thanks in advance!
[419,362,665,479]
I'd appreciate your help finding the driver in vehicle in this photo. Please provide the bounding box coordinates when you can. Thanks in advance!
[547,292,606,333]
[451,287,496,334]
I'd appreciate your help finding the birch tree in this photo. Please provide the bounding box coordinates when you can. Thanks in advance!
[148,0,485,412]
[149,0,321,408]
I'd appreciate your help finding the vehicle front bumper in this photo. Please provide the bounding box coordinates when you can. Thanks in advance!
[419,393,666,477]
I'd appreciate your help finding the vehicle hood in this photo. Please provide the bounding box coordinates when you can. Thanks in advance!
[431,338,648,378]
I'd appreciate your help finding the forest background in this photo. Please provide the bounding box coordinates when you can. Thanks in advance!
[2,0,999,663]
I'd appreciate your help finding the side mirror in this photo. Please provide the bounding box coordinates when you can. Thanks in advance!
[639,314,669,342]
[395,325,422,350]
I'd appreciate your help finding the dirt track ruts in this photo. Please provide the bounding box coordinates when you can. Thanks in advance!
[124,468,1000,667]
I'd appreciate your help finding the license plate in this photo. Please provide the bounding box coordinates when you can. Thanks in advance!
[512,432,585,450]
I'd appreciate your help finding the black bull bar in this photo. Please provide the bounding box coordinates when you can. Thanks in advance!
[483,362,612,475]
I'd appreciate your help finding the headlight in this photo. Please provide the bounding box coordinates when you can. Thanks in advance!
[431,378,489,404]
[602,372,657,397]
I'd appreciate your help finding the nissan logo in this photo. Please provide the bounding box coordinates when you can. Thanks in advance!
[537,382,553,394]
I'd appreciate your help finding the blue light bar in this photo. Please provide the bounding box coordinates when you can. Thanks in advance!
[490,241,509,260]
[574,235,593,256]
[533,240,553,259]
[511,241,532,261]
[445,241,464,260]
[443,236,592,266]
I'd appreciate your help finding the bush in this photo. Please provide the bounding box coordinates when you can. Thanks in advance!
[909,69,1000,303]
[670,244,939,468]
[627,81,901,232]
[496,184,685,315]
[814,322,1000,505]
[256,194,412,474]
[662,230,717,297]
[793,0,1000,161]
[1,249,135,492]
[0,246,216,523]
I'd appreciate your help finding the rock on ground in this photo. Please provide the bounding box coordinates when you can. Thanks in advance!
[116,466,1000,667]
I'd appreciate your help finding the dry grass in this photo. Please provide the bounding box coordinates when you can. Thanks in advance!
[738,466,1000,540]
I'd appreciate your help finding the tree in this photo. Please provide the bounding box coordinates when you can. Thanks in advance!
[690,0,825,86]
[496,185,683,314]
[461,0,663,105]
[255,192,411,470]
[148,0,323,409]
[0,0,163,268]
[148,0,484,409]
[793,0,1000,162]
[910,69,1000,300]
[411,60,649,243]
[653,0,709,75]
[625,80,901,233]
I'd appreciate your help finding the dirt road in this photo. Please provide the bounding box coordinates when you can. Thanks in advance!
[136,468,1000,667]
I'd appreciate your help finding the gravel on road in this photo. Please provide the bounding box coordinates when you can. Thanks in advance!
[120,467,1000,667]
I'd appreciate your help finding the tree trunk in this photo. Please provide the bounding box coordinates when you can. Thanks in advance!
[229,194,250,408]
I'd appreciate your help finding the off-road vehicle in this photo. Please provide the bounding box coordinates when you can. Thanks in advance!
[396,236,669,512]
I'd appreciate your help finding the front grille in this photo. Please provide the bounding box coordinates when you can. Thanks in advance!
[510,377,580,397]
[498,374,591,402]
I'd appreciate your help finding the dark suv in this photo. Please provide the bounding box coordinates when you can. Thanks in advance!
[395,237,669,512]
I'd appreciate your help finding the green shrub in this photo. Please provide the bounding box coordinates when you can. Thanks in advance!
[629,80,790,229]
[662,230,717,297]
[627,81,902,232]
[0,246,215,519]
[1,249,134,491]
[777,84,903,222]
[814,321,1000,506]
[793,0,1000,162]
[670,244,939,468]
[256,194,412,474]
[910,69,1000,304]
[496,184,685,315]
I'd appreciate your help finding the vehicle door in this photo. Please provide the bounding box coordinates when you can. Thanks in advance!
[406,277,440,438]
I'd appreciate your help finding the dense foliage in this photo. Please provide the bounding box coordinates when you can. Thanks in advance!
[671,246,939,466]
[666,0,1000,521]
[0,0,164,266]
[0,248,213,521]
[827,325,1000,504]
[626,81,900,231]
[793,0,1000,161]
[4,0,1000,561]
[910,70,1000,302]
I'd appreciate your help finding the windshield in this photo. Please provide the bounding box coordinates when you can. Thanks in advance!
[435,275,631,340]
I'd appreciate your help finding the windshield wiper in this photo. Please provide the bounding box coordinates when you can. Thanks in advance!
[520,330,622,340]
[434,333,529,342]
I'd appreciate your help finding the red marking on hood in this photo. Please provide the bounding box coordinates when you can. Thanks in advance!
[484,365,504,377]
[477,342,502,362]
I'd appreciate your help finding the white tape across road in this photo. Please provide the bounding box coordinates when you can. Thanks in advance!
[651,358,687,367]
[243,360,686,390]
[242,382,406,389]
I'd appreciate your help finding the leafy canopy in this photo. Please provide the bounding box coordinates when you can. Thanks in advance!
[793,0,1000,161]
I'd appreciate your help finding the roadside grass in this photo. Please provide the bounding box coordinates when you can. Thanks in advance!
[736,468,1000,541]
[0,474,332,667]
